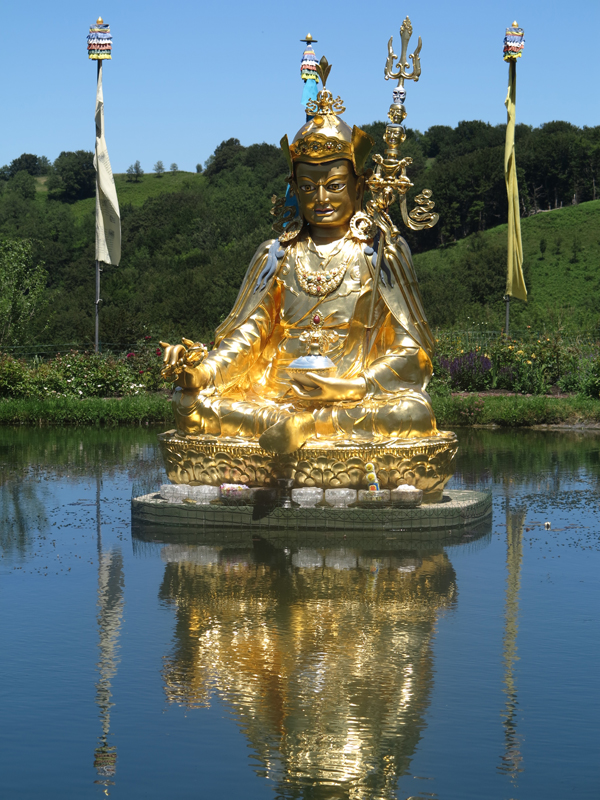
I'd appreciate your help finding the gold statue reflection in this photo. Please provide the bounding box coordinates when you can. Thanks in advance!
[158,540,458,797]
[93,472,124,795]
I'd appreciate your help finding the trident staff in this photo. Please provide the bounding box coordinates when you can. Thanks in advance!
[88,17,121,352]
[364,17,439,329]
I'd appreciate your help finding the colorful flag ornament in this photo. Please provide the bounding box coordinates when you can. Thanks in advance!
[300,33,319,107]
[503,21,524,61]
[88,17,112,60]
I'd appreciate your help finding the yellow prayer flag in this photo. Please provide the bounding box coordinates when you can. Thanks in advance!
[94,65,121,266]
[504,61,527,302]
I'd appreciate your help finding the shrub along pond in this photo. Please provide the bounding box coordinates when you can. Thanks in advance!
[1,426,599,798]
[2,331,600,428]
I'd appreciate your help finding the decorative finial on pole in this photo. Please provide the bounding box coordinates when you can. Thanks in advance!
[300,33,319,107]
[503,21,525,61]
[88,16,112,60]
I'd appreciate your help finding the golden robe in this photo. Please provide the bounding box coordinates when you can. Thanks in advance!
[172,232,438,442]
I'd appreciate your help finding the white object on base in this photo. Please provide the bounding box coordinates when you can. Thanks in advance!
[390,484,423,507]
[159,484,220,504]
[292,487,324,508]
[324,488,357,508]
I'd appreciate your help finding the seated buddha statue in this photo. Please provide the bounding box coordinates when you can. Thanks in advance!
[160,72,454,493]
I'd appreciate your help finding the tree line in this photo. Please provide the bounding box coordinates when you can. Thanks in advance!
[0,118,598,347]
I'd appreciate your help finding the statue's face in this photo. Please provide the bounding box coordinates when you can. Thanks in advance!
[293,159,362,230]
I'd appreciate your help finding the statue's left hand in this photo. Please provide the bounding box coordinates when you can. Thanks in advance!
[291,373,367,402]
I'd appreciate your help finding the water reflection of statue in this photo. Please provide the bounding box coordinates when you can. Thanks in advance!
[158,542,456,797]
[159,51,457,496]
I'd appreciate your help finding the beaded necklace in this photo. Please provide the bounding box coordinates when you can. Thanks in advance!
[295,236,353,297]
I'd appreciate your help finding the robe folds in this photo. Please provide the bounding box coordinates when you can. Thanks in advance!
[172,233,438,441]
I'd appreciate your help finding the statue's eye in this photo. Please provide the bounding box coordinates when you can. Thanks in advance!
[299,183,316,192]
[327,182,345,192]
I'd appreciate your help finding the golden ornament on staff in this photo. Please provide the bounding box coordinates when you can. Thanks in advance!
[159,20,458,500]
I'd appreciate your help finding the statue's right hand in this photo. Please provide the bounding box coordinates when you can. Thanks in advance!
[160,342,187,381]
[159,342,212,390]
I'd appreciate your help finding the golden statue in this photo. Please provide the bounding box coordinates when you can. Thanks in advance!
[160,22,457,499]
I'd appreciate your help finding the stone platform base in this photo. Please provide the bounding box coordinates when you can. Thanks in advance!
[131,489,491,534]
[158,430,458,503]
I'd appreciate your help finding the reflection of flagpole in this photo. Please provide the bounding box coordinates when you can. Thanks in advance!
[499,501,525,782]
[88,17,121,352]
[93,546,124,792]
[502,21,527,335]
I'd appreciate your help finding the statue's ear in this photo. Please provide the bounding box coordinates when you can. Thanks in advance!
[280,135,293,176]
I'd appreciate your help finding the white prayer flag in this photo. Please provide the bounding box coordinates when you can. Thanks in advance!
[94,66,121,265]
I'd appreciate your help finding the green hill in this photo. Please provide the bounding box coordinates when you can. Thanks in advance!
[3,123,600,347]
[35,170,204,221]
[413,199,600,335]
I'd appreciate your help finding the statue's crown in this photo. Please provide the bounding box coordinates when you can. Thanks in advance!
[281,57,374,176]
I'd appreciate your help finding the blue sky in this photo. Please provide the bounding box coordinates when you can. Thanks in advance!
[2,0,598,173]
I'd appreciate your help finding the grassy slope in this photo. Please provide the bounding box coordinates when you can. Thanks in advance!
[34,170,600,331]
[413,199,600,331]
[34,171,204,221]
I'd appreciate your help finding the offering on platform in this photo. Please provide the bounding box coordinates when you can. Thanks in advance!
[219,484,252,504]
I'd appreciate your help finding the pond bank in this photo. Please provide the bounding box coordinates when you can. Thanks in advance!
[433,392,600,427]
[1,392,600,428]
[0,394,172,426]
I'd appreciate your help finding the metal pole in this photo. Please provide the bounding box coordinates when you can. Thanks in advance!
[94,60,101,353]
[505,295,510,336]
[95,260,102,352]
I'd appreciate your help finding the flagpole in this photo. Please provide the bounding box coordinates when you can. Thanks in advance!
[89,15,120,353]
[502,21,527,336]
[95,59,102,353]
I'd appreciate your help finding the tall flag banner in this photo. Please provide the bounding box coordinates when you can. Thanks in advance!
[503,22,527,305]
[90,18,121,266]
[94,64,121,265]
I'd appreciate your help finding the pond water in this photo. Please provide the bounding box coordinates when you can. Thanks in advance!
[1,427,599,799]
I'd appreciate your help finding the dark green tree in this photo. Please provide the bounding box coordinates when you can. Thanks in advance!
[47,150,95,202]
[7,171,36,201]
[0,239,48,346]
[126,160,144,182]
[8,153,43,177]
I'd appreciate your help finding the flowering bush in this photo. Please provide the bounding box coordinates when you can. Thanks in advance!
[432,331,597,396]
[438,352,492,392]
[0,341,167,399]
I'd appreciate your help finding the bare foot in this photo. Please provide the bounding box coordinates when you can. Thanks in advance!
[258,412,316,454]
